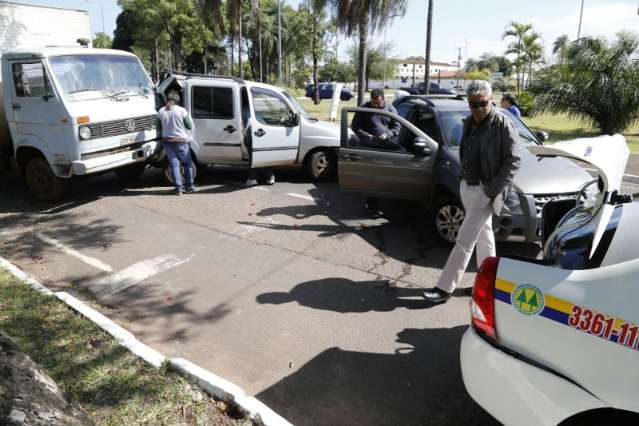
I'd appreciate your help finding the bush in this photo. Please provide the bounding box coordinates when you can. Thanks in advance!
[517,91,536,117]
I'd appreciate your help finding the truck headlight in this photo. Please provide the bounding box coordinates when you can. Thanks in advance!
[79,126,92,140]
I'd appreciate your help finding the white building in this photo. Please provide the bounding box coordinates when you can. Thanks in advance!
[395,59,457,80]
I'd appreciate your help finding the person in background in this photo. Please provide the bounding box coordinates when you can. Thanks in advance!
[500,93,521,119]
[158,92,195,195]
[351,88,401,218]
[422,80,521,304]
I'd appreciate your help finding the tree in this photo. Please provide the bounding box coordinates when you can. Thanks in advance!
[502,21,532,93]
[318,58,355,82]
[92,32,112,49]
[423,0,433,93]
[301,0,330,104]
[333,0,407,105]
[531,32,639,135]
[346,43,395,89]
[112,10,135,51]
[521,31,543,87]
[552,34,570,64]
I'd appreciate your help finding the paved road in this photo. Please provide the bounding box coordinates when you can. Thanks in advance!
[1,158,637,426]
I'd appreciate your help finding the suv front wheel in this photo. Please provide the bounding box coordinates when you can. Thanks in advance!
[433,196,465,244]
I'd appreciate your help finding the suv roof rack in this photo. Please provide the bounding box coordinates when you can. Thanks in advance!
[161,69,245,84]
[398,93,466,106]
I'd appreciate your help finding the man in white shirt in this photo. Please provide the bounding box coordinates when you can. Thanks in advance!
[158,92,195,194]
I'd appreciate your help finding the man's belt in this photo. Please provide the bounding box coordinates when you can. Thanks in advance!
[465,179,481,186]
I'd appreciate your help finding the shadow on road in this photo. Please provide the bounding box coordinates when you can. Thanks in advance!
[257,278,473,313]
[256,325,499,426]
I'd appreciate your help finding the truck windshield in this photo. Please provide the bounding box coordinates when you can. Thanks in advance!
[281,90,314,121]
[48,54,153,101]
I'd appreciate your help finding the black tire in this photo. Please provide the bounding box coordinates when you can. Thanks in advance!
[163,161,198,186]
[24,156,64,202]
[433,196,465,244]
[306,150,336,182]
[114,163,146,182]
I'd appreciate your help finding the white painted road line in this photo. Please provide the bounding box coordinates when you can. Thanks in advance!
[36,233,114,273]
[89,254,195,297]
[286,193,315,202]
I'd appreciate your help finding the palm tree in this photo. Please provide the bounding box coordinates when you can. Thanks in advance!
[522,31,543,88]
[333,0,407,105]
[552,34,569,64]
[502,21,532,93]
[533,32,639,135]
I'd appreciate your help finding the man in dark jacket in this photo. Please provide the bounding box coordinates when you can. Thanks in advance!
[423,80,521,304]
[351,89,401,216]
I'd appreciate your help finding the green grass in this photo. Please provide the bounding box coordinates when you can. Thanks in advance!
[0,269,250,426]
[295,95,639,154]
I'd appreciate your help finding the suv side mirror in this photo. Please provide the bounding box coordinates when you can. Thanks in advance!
[413,137,432,156]
[536,130,550,142]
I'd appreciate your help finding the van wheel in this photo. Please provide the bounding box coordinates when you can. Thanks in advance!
[163,162,198,186]
[114,164,146,182]
[307,150,336,182]
[24,157,64,202]
[433,196,465,244]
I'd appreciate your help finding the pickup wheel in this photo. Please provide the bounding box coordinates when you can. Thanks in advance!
[433,196,465,244]
[306,150,336,182]
[114,164,146,182]
[163,161,198,186]
[24,157,64,202]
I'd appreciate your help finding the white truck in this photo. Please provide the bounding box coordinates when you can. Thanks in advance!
[0,2,159,201]
[155,71,341,183]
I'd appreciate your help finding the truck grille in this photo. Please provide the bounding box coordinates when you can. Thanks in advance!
[86,115,158,139]
[533,193,578,215]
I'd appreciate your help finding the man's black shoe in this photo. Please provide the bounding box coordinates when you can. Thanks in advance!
[421,287,452,304]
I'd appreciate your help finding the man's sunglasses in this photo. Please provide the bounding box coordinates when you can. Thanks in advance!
[469,100,490,109]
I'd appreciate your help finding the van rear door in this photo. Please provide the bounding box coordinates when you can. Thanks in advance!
[248,87,299,168]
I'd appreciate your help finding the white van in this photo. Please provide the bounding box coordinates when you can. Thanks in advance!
[155,72,341,182]
[0,47,159,201]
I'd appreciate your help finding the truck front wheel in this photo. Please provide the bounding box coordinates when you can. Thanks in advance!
[24,157,64,202]
[306,150,336,182]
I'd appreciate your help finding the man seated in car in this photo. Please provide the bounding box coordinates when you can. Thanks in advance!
[350,88,402,217]
[351,88,401,150]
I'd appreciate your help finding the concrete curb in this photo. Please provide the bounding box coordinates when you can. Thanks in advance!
[0,256,292,426]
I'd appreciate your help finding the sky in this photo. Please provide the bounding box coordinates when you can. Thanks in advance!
[10,0,639,64]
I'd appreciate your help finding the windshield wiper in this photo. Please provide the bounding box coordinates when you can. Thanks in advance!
[67,88,95,94]
[102,90,130,102]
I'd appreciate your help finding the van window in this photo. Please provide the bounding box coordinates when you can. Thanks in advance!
[250,88,294,126]
[12,63,53,98]
[192,86,234,119]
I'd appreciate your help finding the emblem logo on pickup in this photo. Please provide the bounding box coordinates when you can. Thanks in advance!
[512,284,545,315]
[125,119,135,133]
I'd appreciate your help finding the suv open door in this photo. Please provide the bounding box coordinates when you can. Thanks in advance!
[338,107,438,199]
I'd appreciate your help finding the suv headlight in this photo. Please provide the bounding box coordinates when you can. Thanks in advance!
[79,126,92,140]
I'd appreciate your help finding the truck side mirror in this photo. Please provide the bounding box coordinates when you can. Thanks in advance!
[288,112,300,127]
[536,130,550,143]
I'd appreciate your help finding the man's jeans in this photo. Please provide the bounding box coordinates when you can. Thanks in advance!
[435,180,496,294]
[164,142,193,190]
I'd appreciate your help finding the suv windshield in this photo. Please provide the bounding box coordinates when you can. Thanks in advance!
[438,108,539,147]
[49,54,153,101]
[282,90,314,120]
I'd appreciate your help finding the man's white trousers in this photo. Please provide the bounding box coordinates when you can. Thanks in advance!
[435,181,496,294]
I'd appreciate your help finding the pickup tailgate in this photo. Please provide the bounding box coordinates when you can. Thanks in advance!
[493,257,639,412]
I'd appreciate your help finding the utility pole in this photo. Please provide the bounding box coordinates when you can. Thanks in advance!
[424,0,433,94]
[577,0,585,40]
[278,0,282,83]
[456,46,461,90]
[238,1,243,79]
[84,0,105,35]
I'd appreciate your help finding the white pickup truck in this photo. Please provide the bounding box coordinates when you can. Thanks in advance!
[0,47,159,201]
[154,72,341,182]
[461,135,639,425]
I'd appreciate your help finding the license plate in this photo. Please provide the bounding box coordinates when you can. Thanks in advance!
[120,134,137,146]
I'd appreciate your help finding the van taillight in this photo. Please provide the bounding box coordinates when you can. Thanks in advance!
[471,257,499,341]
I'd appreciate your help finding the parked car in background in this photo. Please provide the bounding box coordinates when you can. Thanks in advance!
[461,135,639,426]
[337,95,593,243]
[400,81,456,95]
[305,83,354,101]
